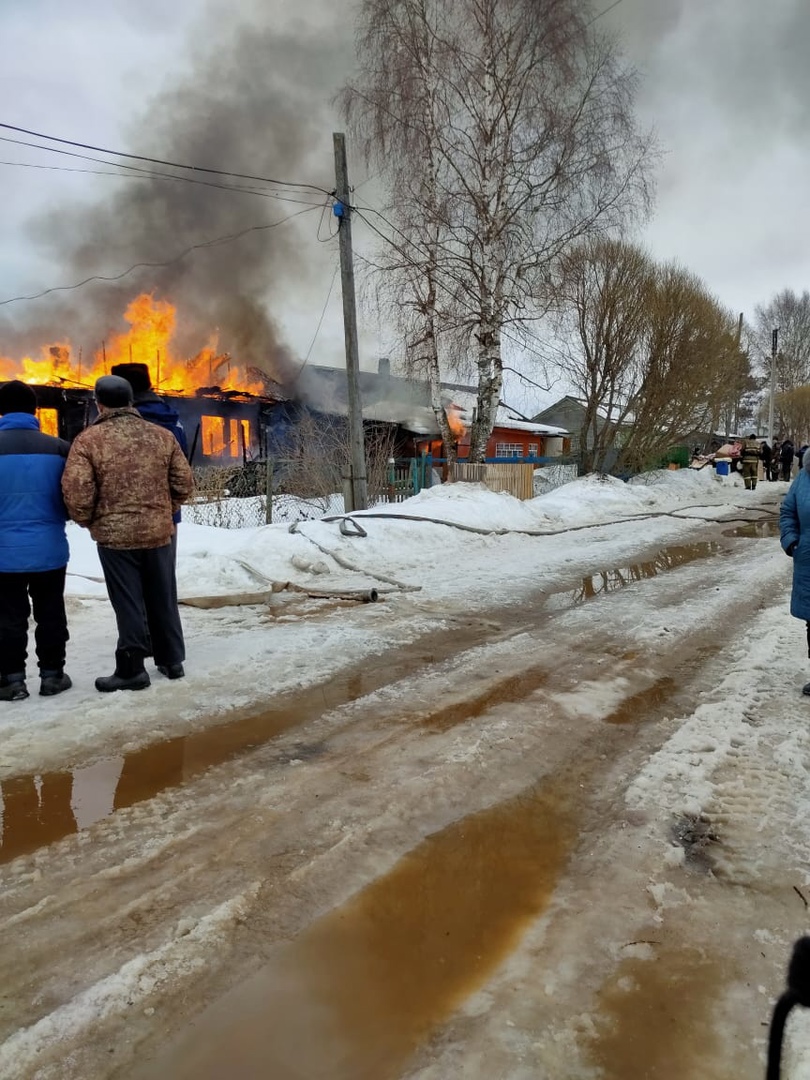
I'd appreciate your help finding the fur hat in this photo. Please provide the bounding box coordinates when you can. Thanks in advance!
[95,375,134,408]
[110,362,152,395]
[0,380,37,416]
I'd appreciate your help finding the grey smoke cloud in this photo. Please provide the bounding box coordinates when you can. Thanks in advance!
[615,0,810,134]
[1,2,352,380]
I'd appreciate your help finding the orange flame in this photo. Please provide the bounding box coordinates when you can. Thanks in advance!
[0,293,265,396]
[445,405,468,440]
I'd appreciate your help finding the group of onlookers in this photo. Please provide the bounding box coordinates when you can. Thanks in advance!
[0,365,193,702]
[736,435,804,490]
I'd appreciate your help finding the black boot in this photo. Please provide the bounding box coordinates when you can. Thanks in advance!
[157,663,185,680]
[95,649,151,693]
[0,673,29,702]
[39,670,73,697]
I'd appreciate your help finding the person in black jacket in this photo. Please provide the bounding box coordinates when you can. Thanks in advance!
[761,440,773,481]
[0,380,72,700]
[781,438,795,482]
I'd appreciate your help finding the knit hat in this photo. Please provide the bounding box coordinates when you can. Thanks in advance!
[0,380,37,416]
[110,362,152,395]
[95,375,134,408]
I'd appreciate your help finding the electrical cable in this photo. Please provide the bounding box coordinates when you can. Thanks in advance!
[315,195,340,243]
[0,121,330,193]
[0,135,325,205]
[0,204,321,307]
[292,260,341,381]
[352,205,556,366]
[587,0,626,26]
[0,159,149,179]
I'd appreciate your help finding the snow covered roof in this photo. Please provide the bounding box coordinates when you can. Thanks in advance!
[443,389,569,436]
[494,417,570,436]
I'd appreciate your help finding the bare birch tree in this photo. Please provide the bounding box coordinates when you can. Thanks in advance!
[754,290,810,436]
[343,0,655,462]
[755,290,810,394]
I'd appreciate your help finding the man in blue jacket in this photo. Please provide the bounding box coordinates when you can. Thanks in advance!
[0,380,72,700]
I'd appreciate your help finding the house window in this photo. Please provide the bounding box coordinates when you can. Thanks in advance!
[495,443,523,458]
[527,443,538,457]
[202,415,251,458]
[227,419,251,458]
[202,416,225,457]
[36,408,59,437]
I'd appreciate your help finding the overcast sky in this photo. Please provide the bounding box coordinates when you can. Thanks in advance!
[0,0,807,407]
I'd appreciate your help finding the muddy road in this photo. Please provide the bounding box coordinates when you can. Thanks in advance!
[0,499,800,1079]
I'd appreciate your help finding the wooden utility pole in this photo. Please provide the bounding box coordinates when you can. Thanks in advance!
[768,328,778,445]
[333,132,368,512]
[729,312,744,435]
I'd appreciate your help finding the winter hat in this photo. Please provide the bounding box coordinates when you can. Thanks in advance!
[94,375,134,408]
[0,379,37,416]
[110,362,152,394]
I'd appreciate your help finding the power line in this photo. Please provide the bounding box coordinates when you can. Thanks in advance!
[0,204,321,307]
[293,260,341,380]
[587,0,626,26]
[0,159,143,179]
[316,196,340,243]
[353,205,558,367]
[0,121,330,194]
[0,135,325,206]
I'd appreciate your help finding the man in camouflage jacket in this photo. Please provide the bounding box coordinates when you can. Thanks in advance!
[62,375,194,692]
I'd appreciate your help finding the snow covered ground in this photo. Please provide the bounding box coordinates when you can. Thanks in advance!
[3,466,810,1079]
[0,467,783,776]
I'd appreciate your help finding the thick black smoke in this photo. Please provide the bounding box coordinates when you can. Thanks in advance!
[2,4,352,380]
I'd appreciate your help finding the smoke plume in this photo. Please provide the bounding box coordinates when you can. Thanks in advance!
[1,3,353,381]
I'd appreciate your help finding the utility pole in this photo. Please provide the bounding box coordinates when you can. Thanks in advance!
[333,132,368,512]
[768,328,778,445]
[731,312,743,434]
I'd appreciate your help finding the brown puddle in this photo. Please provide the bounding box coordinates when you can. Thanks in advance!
[0,536,749,865]
[420,665,549,732]
[543,541,727,612]
[723,519,781,540]
[0,621,505,865]
[603,676,678,726]
[138,780,577,1080]
[587,944,741,1079]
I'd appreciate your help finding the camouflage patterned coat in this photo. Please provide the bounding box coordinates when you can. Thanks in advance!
[62,408,193,549]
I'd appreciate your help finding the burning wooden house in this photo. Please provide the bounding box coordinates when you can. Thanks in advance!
[0,294,281,467]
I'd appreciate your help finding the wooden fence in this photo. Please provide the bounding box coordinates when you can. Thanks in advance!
[450,461,535,500]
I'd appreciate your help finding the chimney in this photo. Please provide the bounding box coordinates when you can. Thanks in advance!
[378,357,391,379]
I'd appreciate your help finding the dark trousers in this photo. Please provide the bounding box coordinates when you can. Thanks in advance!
[98,544,185,667]
[0,567,69,676]
[782,461,793,481]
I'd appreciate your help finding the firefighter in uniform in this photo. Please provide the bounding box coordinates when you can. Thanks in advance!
[740,433,762,491]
